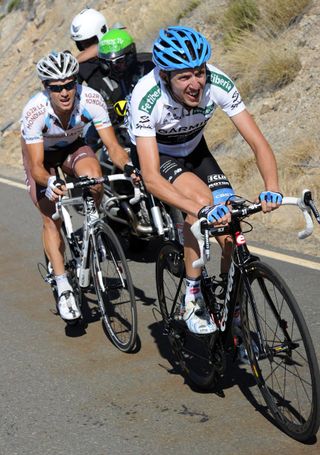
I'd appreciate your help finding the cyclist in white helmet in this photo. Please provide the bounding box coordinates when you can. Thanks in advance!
[128,26,283,336]
[70,8,111,89]
[21,51,133,323]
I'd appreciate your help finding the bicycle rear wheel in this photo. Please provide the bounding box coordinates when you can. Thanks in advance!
[240,260,320,441]
[91,221,137,352]
[156,242,218,390]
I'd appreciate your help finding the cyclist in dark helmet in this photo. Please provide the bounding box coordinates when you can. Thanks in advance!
[97,29,154,137]
[128,26,282,336]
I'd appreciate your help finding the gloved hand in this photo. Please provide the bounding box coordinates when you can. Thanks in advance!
[259,191,283,204]
[45,176,64,201]
[198,204,230,224]
[124,163,141,184]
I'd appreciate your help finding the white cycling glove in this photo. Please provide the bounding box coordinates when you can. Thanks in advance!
[45,176,62,201]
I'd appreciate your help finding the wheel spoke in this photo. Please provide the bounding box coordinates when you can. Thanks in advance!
[241,261,320,441]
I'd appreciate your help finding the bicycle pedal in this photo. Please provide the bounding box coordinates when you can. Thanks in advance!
[45,274,55,285]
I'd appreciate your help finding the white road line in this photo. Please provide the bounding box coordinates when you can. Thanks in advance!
[0,176,26,190]
[249,246,320,271]
[1,175,320,270]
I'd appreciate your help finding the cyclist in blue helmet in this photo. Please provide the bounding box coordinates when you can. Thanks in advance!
[128,26,282,338]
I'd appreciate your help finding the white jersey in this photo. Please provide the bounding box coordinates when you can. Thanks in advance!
[128,64,245,157]
[21,84,111,151]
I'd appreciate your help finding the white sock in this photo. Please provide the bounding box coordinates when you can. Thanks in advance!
[185,276,202,307]
[55,273,72,297]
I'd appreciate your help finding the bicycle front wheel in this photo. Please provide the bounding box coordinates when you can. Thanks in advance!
[240,260,320,441]
[91,221,137,352]
[156,242,218,390]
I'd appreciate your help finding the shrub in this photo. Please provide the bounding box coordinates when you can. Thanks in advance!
[222,0,260,47]
[260,0,311,34]
[176,0,201,22]
[7,0,21,13]
[225,32,301,95]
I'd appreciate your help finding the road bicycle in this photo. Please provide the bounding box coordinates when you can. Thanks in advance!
[98,146,184,250]
[156,189,320,441]
[41,174,137,352]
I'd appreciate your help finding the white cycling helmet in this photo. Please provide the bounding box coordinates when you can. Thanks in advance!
[36,51,79,81]
[70,8,108,42]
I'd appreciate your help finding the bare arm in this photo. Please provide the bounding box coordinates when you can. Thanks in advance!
[76,44,98,64]
[26,142,53,186]
[231,109,281,192]
[136,136,204,218]
[98,126,130,170]
[25,141,64,197]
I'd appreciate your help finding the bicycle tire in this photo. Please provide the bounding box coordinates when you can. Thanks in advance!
[91,220,137,352]
[156,241,218,390]
[44,225,83,324]
[240,260,320,441]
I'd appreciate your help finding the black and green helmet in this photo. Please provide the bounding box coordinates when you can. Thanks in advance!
[98,29,136,61]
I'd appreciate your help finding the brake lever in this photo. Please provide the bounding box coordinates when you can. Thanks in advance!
[304,190,320,224]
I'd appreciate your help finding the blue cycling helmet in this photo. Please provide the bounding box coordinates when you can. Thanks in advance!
[152,26,211,71]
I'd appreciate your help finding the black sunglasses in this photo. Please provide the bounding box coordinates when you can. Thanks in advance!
[46,80,77,93]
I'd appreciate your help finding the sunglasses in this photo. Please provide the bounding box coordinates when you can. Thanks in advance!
[46,80,77,93]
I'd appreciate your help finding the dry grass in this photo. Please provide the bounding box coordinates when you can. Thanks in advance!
[176,0,201,22]
[215,139,320,201]
[221,0,260,47]
[204,109,237,150]
[224,32,302,95]
[212,138,320,253]
[277,140,320,200]
[258,0,312,35]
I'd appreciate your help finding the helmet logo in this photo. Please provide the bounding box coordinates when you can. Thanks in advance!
[72,25,81,33]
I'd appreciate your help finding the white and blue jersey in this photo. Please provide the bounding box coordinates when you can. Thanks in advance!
[21,84,111,151]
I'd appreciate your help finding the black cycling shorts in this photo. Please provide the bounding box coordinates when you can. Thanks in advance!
[130,137,235,204]
[160,138,234,201]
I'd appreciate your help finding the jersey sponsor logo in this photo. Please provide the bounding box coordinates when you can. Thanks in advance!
[193,103,216,115]
[231,90,242,110]
[84,92,106,108]
[208,71,234,93]
[24,103,46,129]
[138,83,161,114]
[156,121,207,145]
[158,120,207,136]
[114,100,127,117]
[135,122,153,130]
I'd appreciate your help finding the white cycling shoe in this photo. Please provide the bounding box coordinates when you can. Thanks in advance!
[183,299,217,335]
[57,291,81,321]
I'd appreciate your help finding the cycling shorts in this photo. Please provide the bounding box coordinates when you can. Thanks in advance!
[22,138,97,205]
[131,137,234,203]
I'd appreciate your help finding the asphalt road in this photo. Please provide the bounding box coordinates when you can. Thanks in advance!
[1,171,320,455]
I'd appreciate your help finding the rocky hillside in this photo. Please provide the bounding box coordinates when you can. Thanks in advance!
[0,0,319,256]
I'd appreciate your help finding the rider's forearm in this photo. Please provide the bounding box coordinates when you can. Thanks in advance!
[30,164,52,187]
[76,44,98,63]
[108,144,131,170]
[254,145,281,192]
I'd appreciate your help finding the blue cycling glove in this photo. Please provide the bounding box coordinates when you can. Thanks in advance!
[198,204,229,223]
[259,191,283,204]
